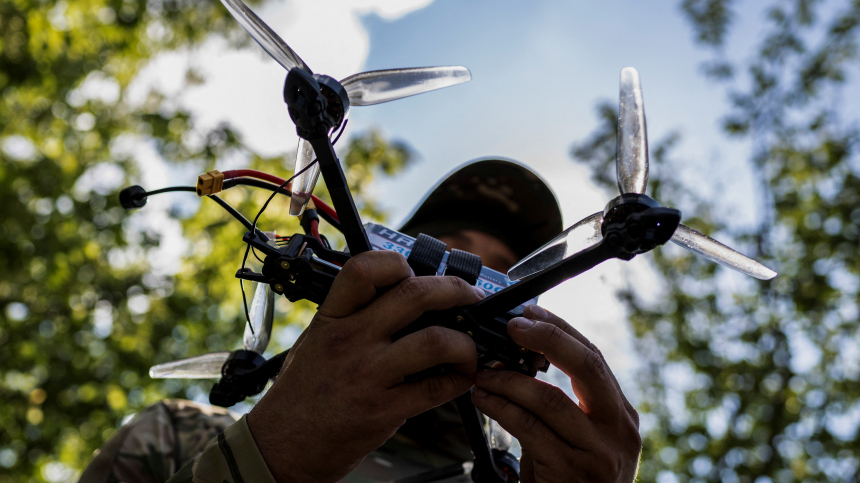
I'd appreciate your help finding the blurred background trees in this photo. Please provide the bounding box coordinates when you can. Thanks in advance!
[574,1,860,481]
[3,0,860,481]
[0,0,412,480]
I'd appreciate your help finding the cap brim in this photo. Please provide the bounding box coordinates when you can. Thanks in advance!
[399,158,563,261]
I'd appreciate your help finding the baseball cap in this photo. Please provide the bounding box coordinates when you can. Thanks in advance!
[399,158,563,261]
[391,158,564,468]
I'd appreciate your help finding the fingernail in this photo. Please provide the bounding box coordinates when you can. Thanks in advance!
[526,305,548,321]
[473,388,489,398]
[473,286,487,299]
[513,317,534,329]
[477,369,497,380]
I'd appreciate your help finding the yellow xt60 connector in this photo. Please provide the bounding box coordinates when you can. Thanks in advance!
[197,170,224,196]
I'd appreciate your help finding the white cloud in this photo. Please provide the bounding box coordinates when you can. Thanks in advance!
[128,0,436,158]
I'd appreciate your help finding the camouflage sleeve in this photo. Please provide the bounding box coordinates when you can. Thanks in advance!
[79,399,239,483]
[166,415,276,483]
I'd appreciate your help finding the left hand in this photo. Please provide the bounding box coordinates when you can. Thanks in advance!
[471,305,641,483]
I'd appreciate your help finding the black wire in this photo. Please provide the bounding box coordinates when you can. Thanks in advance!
[145,186,196,196]
[250,160,319,231]
[207,195,265,237]
[141,178,343,232]
[331,118,348,145]
[143,120,352,333]
[240,247,253,335]
[238,122,349,328]
[224,177,292,194]
[225,178,342,232]
[139,186,267,238]
[240,158,322,329]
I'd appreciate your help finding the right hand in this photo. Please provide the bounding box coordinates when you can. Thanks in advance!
[247,250,485,483]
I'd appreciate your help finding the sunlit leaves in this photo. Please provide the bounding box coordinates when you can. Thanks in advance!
[0,0,414,479]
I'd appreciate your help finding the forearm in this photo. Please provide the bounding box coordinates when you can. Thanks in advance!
[166,415,276,483]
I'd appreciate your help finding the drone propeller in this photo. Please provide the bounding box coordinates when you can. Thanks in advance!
[507,212,604,280]
[508,67,776,282]
[341,66,473,107]
[149,282,276,379]
[289,66,472,214]
[243,282,275,354]
[670,224,776,280]
[215,0,472,216]
[616,67,648,195]
[219,0,311,73]
[149,351,231,379]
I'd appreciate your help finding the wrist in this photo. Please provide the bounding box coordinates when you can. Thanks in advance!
[247,397,312,483]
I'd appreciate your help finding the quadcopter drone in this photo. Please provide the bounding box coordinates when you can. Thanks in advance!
[120,1,777,481]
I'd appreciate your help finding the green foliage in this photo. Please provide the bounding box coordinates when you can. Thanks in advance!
[0,0,413,480]
[681,0,736,47]
[573,1,860,481]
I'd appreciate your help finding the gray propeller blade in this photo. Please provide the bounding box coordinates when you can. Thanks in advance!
[507,212,604,281]
[219,0,311,73]
[244,282,275,354]
[149,352,230,379]
[616,67,648,195]
[671,223,777,280]
[341,66,472,106]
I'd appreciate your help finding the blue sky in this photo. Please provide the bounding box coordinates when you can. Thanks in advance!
[355,0,754,223]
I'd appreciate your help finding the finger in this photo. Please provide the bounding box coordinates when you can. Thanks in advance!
[519,449,535,483]
[507,317,623,420]
[474,370,596,447]
[377,326,477,383]
[523,306,637,422]
[318,251,413,319]
[389,371,475,419]
[470,388,573,461]
[364,275,485,337]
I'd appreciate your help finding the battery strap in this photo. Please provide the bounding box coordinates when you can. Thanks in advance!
[445,249,483,286]
[407,234,447,276]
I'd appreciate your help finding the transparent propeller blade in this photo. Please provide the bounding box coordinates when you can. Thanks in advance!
[219,0,311,73]
[616,67,649,195]
[149,352,230,379]
[670,223,777,280]
[341,66,471,107]
[289,138,319,216]
[244,283,275,354]
[507,212,604,280]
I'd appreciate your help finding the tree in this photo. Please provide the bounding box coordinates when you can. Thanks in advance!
[0,0,413,480]
[573,1,860,481]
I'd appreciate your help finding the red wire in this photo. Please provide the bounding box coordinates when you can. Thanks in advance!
[223,169,287,187]
[221,169,339,222]
[311,219,320,241]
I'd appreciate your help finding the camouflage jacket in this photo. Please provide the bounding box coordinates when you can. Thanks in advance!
[79,399,472,483]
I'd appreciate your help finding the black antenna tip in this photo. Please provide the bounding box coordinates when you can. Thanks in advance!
[119,185,147,210]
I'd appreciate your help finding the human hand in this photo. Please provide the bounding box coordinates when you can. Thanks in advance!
[471,305,641,483]
[247,250,485,483]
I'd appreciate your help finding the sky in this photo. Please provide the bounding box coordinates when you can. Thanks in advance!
[128,0,789,403]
